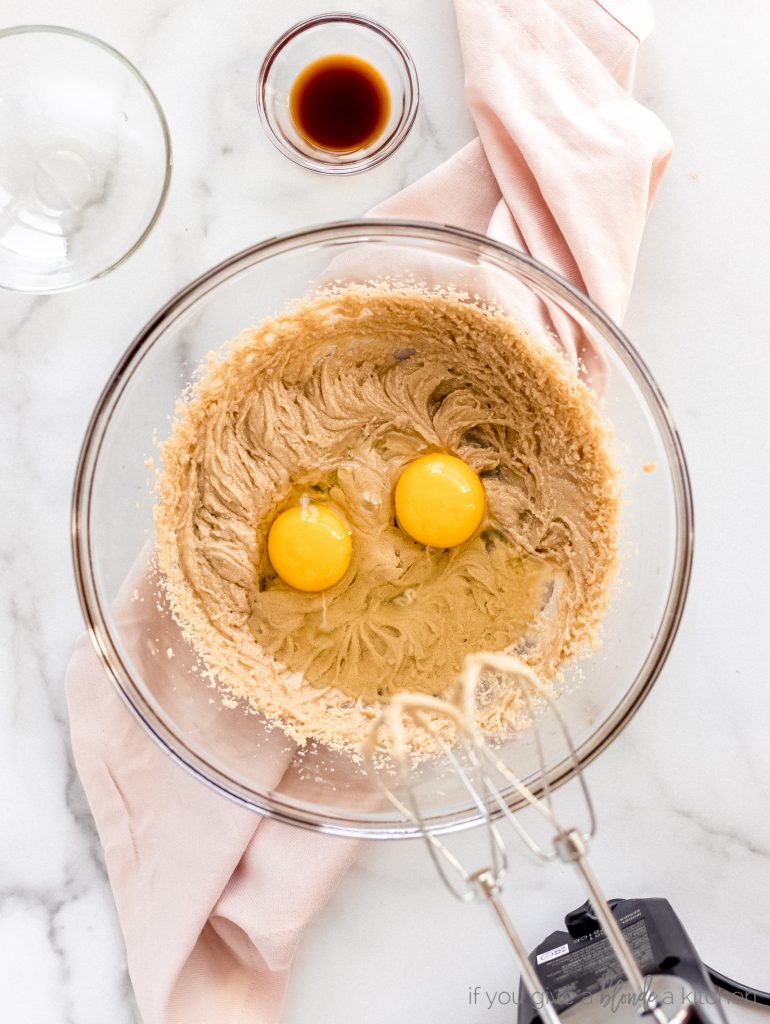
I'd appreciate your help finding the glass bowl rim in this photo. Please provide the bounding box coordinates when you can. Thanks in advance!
[256,13,420,175]
[71,219,694,838]
[0,23,173,295]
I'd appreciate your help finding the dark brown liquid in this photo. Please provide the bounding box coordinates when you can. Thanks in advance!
[289,54,390,153]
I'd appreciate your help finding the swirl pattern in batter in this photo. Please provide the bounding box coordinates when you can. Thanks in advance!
[154,286,618,752]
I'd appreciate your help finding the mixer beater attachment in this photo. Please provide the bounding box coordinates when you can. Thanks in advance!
[363,652,677,1024]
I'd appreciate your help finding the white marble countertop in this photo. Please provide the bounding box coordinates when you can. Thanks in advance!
[2,1,769,1022]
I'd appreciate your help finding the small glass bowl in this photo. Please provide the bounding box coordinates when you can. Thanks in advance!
[257,14,419,174]
[0,26,171,293]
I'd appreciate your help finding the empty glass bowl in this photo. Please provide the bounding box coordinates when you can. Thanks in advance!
[0,26,171,293]
[257,14,419,173]
[72,221,693,837]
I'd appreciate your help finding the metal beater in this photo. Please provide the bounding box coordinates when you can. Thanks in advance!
[363,652,683,1024]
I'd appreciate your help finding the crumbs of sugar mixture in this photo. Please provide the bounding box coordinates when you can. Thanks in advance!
[154,285,619,754]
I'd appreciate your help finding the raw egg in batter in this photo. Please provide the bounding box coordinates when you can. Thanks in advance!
[267,503,352,592]
[395,452,485,548]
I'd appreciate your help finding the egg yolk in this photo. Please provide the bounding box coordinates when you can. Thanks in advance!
[267,503,352,592]
[395,453,485,548]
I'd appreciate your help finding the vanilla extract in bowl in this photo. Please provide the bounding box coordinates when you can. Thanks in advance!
[289,53,391,152]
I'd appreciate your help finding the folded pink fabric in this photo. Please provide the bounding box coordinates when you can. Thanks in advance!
[66,2,671,1022]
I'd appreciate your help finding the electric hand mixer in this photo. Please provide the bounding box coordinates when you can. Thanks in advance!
[363,653,731,1024]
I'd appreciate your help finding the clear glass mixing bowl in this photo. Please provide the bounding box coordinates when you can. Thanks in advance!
[72,221,693,837]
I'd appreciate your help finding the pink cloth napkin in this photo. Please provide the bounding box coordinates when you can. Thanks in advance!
[66,2,671,1021]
